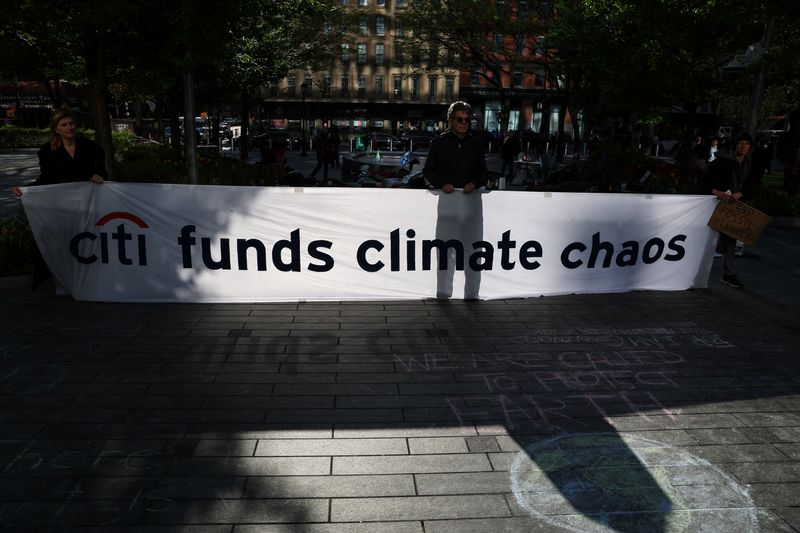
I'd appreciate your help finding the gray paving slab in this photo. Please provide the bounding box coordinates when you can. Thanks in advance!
[330,494,511,522]
[1,173,800,530]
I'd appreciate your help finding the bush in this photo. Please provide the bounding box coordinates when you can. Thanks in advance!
[750,187,800,217]
[114,143,257,185]
[0,125,136,153]
[0,212,34,276]
[0,126,48,148]
[584,144,701,194]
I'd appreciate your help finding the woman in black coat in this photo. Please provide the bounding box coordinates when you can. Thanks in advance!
[11,107,108,288]
[13,107,108,195]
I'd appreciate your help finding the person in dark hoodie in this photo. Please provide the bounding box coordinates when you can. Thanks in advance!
[700,132,753,289]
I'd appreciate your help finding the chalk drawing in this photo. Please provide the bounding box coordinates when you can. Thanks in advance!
[510,433,758,533]
[447,391,681,432]
[510,326,735,350]
[0,343,31,360]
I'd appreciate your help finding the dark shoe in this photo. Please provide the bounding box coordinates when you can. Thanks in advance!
[721,274,743,289]
[31,269,51,290]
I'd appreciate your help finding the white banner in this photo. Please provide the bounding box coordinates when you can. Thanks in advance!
[21,183,718,302]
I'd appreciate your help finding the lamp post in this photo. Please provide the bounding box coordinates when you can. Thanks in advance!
[300,82,309,156]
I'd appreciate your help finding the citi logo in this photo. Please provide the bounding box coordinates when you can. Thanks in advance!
[70,211,149,265]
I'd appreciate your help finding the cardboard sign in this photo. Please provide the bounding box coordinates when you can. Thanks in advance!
[707,199,771,245]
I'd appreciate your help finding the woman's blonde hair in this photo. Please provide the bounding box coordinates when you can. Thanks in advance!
[48,107,76,152]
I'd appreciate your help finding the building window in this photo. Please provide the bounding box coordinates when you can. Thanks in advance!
[534,67,545,88]
[393,76,403,100]
[358,76,367,98]
[394,45,403,66]
[411,46,420,66]
[375,75,384,98]
[341,0,351,4]
[428,76,437,102]
[445,77,455,100]
[395,18,404,37]
[357,43,367,64]
[376,0,385,6]
[376,15,385,36]
[535,36,546,57]
[341,75,350,97]
[518,0,530,17]
[470,72,480,86]
[304,76,313,94]
[427,45,439,66]
[515,34,525,55]
[496,0,506,16]
[359,16,368,35]
[358,0,368,6]
[396,0,405,7]
[340,44,350,63]
[513,72,522,87]
[411,77,419,100]
[287,77,296,97]
[375,43,384,64]
[493,33,504,52]
[323,75,332,97]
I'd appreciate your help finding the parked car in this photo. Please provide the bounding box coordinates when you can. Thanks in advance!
[518,129,546,151]
[250,131,292,150]
[358,132,403,152]
[400,130,436,151]
[470,130,503,153]
[340,150,426,183]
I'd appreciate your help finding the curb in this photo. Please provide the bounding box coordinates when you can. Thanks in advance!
[770,217,800,228]
[0,274,30,289]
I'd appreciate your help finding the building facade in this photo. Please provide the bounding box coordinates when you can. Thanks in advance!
[259,0,564,140]
[260,0,459,136]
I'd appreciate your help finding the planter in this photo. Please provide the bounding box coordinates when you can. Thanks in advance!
[770,217,800,228]
[0,274,31,289]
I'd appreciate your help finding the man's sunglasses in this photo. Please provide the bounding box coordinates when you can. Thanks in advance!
[453,117,469,124]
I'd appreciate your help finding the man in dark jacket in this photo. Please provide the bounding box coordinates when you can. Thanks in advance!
[423,101,488,193]
[699,132,753,289]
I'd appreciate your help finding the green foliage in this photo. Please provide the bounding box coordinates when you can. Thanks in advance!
[114,144,257,186]
[401,0,550,89]
[584,143,701,193]
[0,212,34,276]
[0,126,47,148]
[548,0,768,124]
[0,126,137,154]
[750,187,800,217]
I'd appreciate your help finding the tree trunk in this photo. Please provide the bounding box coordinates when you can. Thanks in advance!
[240,92,251,160]
[154,98,165,143]
[133,100,143,137]
[183,69,199,185]
[211,111,221,147]
[747,15,776,136]
[84,33,115,177]
[169,82,182,156]
[556,95,568,163]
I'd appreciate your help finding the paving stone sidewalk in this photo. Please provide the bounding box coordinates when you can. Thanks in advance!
[2,223,800,530]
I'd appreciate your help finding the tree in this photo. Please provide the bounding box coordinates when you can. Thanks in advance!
[545,0,800,150]
[401,0,552,132]
[1,1,161,175]
[3,0,348,177]
[204,0,348,160]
